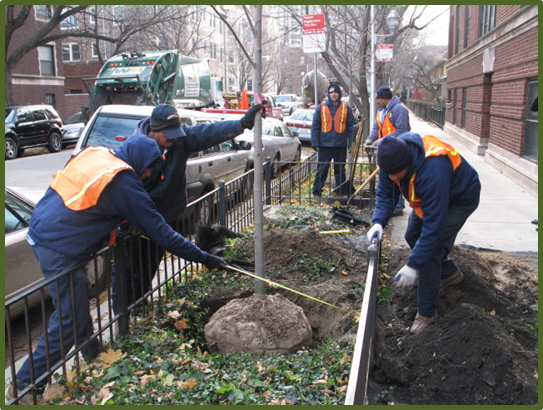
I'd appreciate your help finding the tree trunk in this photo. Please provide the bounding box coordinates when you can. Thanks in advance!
[5,67,14,107]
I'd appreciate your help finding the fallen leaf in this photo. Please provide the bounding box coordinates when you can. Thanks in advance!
[174,318,190,331]
[168,310,182,320]
[42,384,65,403]
[97,386,113,405]
[341,270,348,276]
[490,309,496,316]
[100,349,123,366]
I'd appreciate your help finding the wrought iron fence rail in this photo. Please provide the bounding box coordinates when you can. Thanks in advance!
[5,155,381,404]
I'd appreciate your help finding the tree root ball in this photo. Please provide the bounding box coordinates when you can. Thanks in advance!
[204,294,312,355]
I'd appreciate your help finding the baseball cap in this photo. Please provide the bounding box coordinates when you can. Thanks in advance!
[149,104,186,139]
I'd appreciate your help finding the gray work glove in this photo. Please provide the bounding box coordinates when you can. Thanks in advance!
[373,138,384,148]
[240,104,266,130]
[203,254,227,271]
[364,139,373,147]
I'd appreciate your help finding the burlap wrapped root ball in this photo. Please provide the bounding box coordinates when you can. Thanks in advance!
[204,294,312,355]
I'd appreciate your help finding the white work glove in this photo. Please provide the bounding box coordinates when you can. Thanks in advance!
[366,223,383,243]
[393,265,418,288]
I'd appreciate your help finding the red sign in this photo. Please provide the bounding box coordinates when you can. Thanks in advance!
[303,14,326,53]
[303,14,325,35]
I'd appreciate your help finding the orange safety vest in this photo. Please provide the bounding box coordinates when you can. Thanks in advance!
[395,135,462,219]
[321,102,348,133]
[376,110,396,139]
[50,146,134,245]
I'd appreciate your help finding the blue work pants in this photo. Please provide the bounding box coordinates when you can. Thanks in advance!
[404,198,479,317]
[313,147,347,196]
[16,245,97,389]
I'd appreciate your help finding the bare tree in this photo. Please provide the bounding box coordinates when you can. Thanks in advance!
[5,5,193,106]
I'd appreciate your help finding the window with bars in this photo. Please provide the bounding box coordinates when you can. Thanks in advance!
[453,89,458,125]
[44,94,56,108]
[39,46,55,76]
[62,43,81,61]
[479,5,496,37]
[523,79,538,163]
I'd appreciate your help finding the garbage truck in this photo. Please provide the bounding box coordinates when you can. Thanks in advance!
[301,70,329,108]
[81,50,224,122]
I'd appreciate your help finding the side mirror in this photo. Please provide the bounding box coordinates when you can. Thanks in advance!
[292,131,299,137]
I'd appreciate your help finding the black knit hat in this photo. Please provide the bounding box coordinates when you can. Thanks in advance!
[376,86,393,99]
[327,83,342,99]
[377,136,412,175]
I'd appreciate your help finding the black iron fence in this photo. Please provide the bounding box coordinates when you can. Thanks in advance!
[5,153,379,404]
[406,100,446,129]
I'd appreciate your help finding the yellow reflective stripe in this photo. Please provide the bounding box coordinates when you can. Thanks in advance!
[321,106,328,131]
[409,173,417,202]
[63,164,132,207]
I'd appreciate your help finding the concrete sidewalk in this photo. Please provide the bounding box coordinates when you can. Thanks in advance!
[386,112,538,254]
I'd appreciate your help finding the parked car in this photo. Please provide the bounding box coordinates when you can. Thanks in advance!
[284,109,315,143]
[5,187,110,318]
[61,112,85,148]
[5,104,64,160]
[73,105,254,214]
[274,94,300,116]
[235,117,302,179]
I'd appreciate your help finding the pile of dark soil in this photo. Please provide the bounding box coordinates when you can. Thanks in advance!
[371,246,538,405]
[201,225,538,405]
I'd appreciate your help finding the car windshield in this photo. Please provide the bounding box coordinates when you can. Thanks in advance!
[85,116,142,149]
[5,191,34,233]
[275,96,290,102]
[291,111,314,121]
[66,112,82,124]
[5,108,15,122]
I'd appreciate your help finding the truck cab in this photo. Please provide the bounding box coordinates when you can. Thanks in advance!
[248,92,284,121]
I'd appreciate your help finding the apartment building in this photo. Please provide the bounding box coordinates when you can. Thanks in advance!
[445,5,537,195]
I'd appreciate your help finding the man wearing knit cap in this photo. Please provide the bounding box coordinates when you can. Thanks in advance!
[366,86,411,215]
[367,133,481,334]
[311,83,356,197]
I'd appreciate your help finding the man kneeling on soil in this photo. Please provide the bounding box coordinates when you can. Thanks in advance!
[8,135,225,404]
[367,133,481,334]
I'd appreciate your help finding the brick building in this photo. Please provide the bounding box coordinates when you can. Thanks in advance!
[6,6,69,119]
[445,5,537,195]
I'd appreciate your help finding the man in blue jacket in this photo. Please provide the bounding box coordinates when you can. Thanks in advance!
[367,134,481,334]
[113,103,264,312]
[10,135,226,404]
[365,86,411,215]
[311,83,356,197]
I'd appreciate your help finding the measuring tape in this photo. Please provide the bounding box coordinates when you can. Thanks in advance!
[225,264,360,320]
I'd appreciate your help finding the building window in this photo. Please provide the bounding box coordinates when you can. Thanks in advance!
[62,43,81,61]
[113,6,125,26]
[89,7,96,24]
[464,6,471,48]
[61,14,78,30]
[35,5,52,20]
[455,6,461,54]
[92,42,99,58]
[523,79,538,162]
[479,5,496,37]
[461,88,467,129]
[247,79,253,92]
[453,89,458,125]
[228,50,235,64]
[44,94,56,108]
[39,46,55,76]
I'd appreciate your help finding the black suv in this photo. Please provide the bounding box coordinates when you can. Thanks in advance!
[5,104,64,160]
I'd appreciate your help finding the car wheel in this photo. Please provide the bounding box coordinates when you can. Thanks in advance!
[197,192,216,227]
[86,246,113,299]
[5,137,18,160]
[293,146,301,163]
[47,132,62,153]
[271,154,281,179]
[241,171,254,201]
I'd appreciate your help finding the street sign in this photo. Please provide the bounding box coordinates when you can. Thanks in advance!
[303,14,326,53]
[375,44,393,61]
